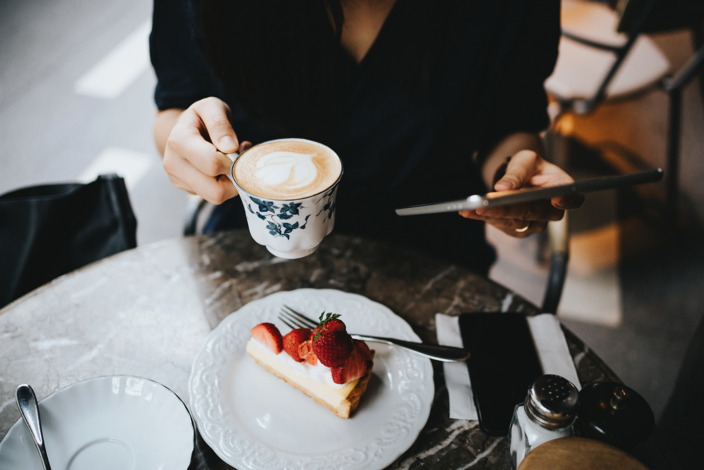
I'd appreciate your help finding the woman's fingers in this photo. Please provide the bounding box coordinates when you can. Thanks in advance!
[161,98,241,204]
[473,200,564,222]
[552,192,585,211]
[169,106,234,177]
[459,210,548,237]
[501,219,547,238]
[494,150,539,191]
[529,165,585,210]
[165,153,238,204]
[191,97,239,153]
[461,149,583,238]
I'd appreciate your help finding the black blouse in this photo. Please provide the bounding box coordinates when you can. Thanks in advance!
[149,0,560,274]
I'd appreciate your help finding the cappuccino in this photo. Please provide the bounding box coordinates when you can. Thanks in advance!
[233,139,342,200]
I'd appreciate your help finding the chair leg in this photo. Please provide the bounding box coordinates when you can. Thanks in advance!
[183,196,209,236]
[663,43,704,223]
[545,112,573,171]
[665,88,681,223]
[541,214,570,314]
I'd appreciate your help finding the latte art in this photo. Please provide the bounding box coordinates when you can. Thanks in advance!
[233,139,342,200]
[254,152,317,189]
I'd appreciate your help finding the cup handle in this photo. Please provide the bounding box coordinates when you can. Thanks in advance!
[223,152,239,186]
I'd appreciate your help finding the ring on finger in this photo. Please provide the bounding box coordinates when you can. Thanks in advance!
[515,221,531,233]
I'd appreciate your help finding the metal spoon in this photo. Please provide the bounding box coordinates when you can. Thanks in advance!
[16,384,52,470]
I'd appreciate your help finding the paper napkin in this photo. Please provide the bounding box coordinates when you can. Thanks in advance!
[436,313,581,420]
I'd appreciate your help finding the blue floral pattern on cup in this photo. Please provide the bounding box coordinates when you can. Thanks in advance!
[246,187,336,240]
[316,187,337,221]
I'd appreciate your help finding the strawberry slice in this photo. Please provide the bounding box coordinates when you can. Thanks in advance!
[283,328,311,362]
[331,341,372,385]
[251,322,283,354]
[313,330,353,368]
[298,339,318,365]
[305,350,319,366]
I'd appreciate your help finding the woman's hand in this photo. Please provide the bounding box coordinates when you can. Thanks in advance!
[459,150,583,237]
[157,97,248,204]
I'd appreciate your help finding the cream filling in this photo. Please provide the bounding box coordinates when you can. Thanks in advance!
[246,340,358,407]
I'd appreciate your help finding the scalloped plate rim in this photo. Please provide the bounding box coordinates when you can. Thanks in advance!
[188,288,434,470]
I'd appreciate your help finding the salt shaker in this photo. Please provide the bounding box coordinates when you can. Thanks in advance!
[508,374,579,469]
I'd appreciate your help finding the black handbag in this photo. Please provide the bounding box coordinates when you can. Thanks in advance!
[0,174,137,308]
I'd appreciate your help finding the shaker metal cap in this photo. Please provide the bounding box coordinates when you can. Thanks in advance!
[525,374,579,430]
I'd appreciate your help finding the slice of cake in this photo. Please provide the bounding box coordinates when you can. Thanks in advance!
[246,313,374,419]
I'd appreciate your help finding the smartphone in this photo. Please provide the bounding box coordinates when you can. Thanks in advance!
[459,313,543,436]
[395,168,663,216]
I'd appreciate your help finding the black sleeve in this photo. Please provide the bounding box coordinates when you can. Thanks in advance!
[149,0,227,110]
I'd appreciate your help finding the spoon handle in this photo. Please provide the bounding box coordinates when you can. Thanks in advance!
[16,384,52,470]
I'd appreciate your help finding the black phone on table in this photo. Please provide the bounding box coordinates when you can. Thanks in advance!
[459,313,543,436]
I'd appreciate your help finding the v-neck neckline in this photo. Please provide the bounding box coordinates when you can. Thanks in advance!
[339,0,400,68]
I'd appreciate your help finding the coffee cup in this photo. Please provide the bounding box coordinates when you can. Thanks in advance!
[227,138,343,259]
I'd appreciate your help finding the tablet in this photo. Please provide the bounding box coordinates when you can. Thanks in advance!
[395,168,663,216]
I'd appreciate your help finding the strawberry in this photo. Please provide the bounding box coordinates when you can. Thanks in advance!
[312,312,347,342]
[250,322,283,354]
[322,318,346,333]
[298,339,318,365]
[354,339,372,358]
[312,330,353,368]
[283,328,311,362]
[331,341,372,384]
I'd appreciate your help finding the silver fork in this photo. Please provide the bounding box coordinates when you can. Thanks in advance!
[279,305,470,362]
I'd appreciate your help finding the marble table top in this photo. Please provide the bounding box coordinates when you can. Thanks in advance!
[0,230,618,469]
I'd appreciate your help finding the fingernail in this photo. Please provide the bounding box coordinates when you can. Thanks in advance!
[219,136,237,151]
[494,181,513,191]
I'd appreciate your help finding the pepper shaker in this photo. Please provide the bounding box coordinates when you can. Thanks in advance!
[574,381,654,451]
[508,374,580,469]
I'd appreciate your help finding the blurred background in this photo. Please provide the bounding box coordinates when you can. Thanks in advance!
[0,0,183,244]
[1,0,702,440]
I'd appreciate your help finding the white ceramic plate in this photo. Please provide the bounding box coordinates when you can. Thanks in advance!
[0,376,194,470]
[189,288,434,470]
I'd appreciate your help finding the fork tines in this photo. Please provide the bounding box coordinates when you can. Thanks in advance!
[278,315,299,331]
[279,305,318,331]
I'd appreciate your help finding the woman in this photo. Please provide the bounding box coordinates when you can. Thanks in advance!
[150,0,581,274]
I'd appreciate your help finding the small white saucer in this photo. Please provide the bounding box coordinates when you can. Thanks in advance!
[0,376,194,470]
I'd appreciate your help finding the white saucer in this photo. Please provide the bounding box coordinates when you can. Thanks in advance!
[0,376,195,470]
